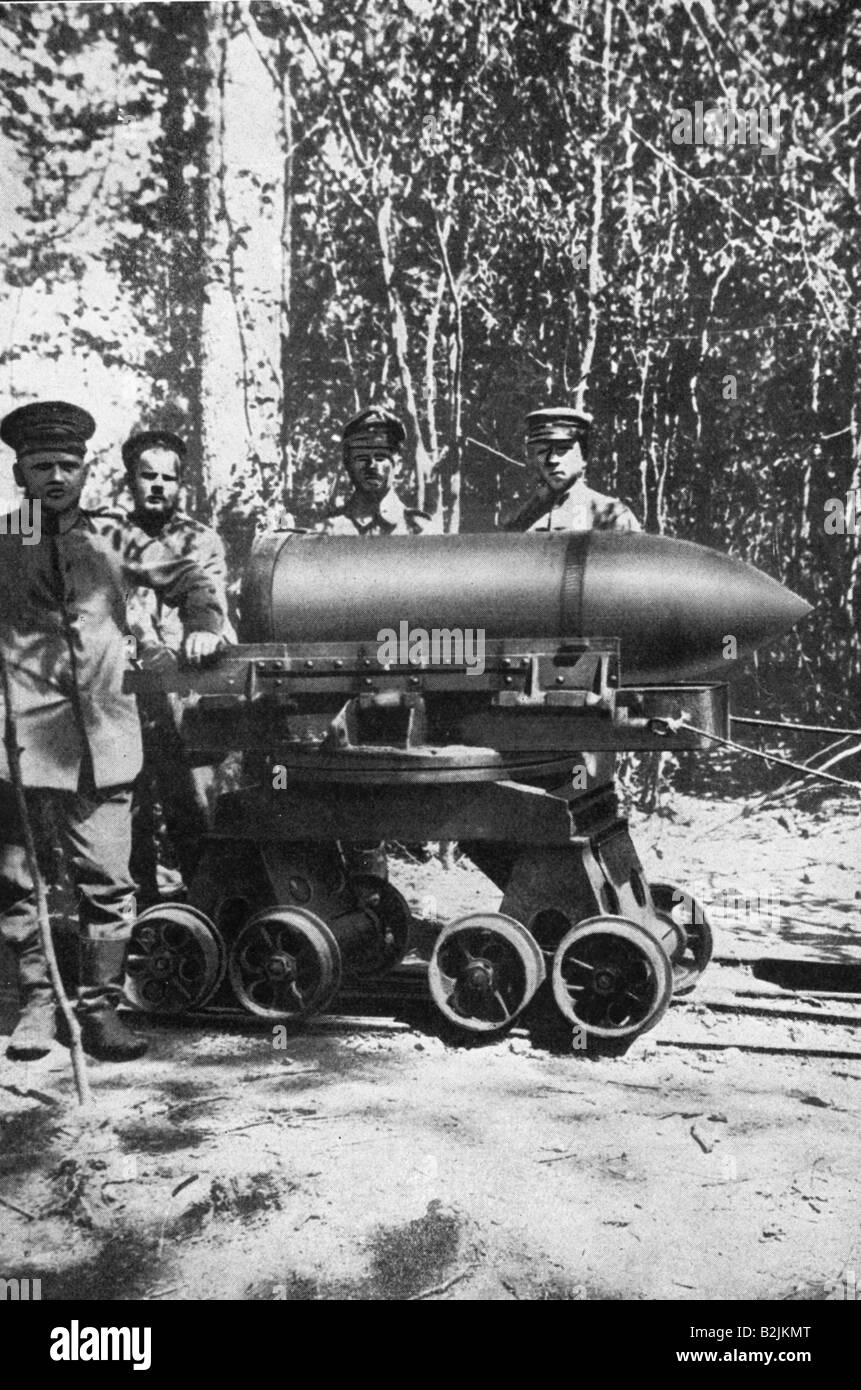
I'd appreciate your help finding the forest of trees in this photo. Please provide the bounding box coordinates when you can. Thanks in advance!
[0,0,859,737]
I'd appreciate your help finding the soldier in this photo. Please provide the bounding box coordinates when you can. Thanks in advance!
[464,407,639,891]
[320,407,439,536]
[504,407,641,533]
[122,429,235,907]
[319,407,436,878]
[0,402,225,1062]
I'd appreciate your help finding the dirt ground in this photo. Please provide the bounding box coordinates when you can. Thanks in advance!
[1,792,859,1302]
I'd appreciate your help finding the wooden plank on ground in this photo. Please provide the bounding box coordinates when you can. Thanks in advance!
[659,1008,861,1058]
[657,1038,861,1059]
[676,995,861,1027]
[714,938,861,968]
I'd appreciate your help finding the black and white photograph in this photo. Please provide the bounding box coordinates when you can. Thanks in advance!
[0,0,858,1332]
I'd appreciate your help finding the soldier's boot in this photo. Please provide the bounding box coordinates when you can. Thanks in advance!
[6,985,57,1062]
[76,937,148,1063]
[78,1007,148,1063]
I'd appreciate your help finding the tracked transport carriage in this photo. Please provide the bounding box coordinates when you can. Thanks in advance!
[123,531,811,1048]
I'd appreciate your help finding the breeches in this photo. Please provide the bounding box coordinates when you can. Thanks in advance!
[131,700,211,897]
[0,779,135,992]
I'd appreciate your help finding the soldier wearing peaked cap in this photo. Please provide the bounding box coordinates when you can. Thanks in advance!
[319,407,440,536]
[466,406,641,881]
[122,428,186,472]
[0,400,95,458]
[122,428,236,909]
[0,401,226,1064]
[318,407,439,880]
[504,407,641,533]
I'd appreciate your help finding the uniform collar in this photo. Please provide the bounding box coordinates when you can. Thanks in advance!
[344,488,408,530]
[549,477,589,509]
[538,478,594,522]
[129,505,184,538]
[40,504,88,537]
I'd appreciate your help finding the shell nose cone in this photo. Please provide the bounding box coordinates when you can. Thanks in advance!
[582,534,814,683]
[722,564,813,648]
[720,551,813,629]
[781,588,814,631]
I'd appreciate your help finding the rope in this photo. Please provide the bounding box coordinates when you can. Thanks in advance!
[731,715,861,737]
[466,436,526,469]
[678,721,861,791]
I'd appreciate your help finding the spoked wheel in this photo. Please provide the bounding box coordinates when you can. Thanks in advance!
[428,913,545,1035]
[340,875,412,978]
[649,882,714,996]
[228,907,341,1020]
[124,904,226,1014]
[551,916,674,1040]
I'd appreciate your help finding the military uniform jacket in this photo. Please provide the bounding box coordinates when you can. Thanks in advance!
[319,489,440,536]
[504,480,641,533]
[0,507,224,791]
[125,509,237,651]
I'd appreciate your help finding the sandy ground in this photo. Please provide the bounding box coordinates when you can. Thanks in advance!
[1,793,859,1302]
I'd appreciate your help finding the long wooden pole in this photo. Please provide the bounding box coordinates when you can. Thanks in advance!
[0,650,92,1107]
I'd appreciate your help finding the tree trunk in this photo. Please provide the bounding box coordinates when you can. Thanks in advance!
[277,36,294,496]
[199,3,286,517]
[148,2,211,516]
[375,182,434,510]
[575,0,612,413]
[200,3,244,510]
